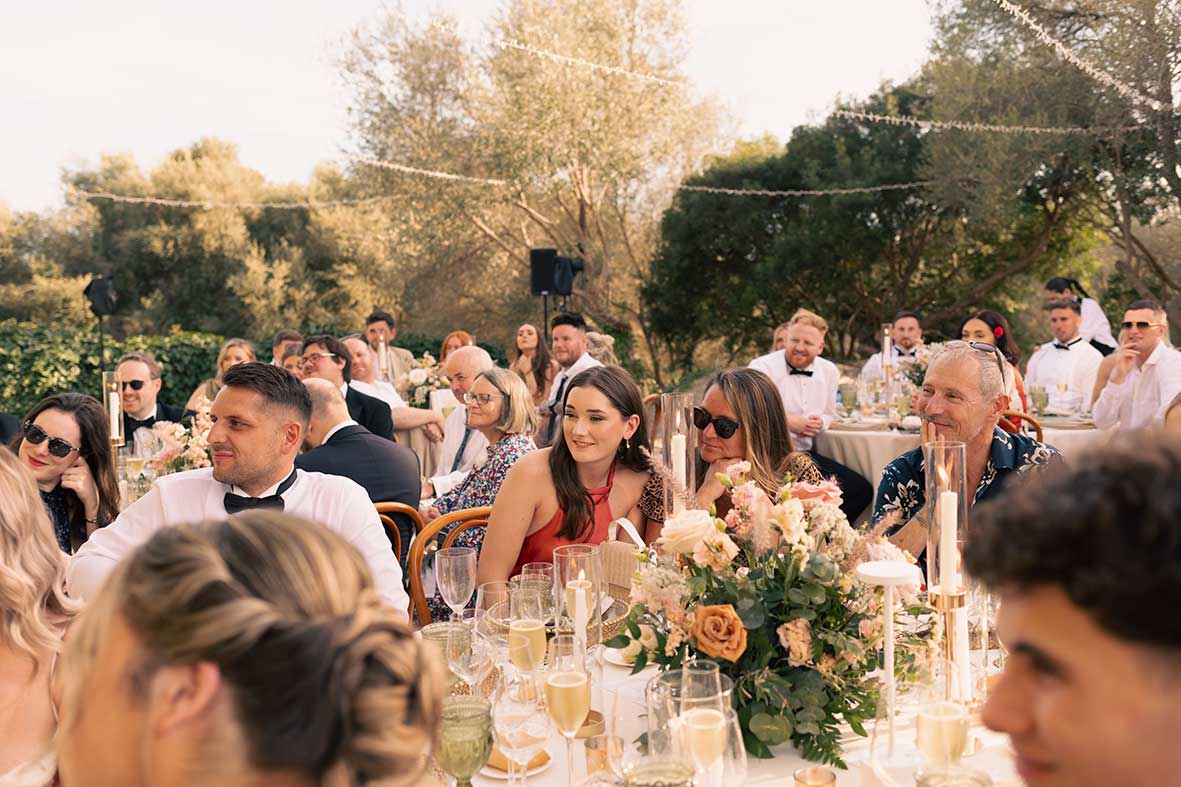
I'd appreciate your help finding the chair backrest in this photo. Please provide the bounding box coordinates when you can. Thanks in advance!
[1002,410,1044,443]
[643,393,663,434]
[375,501,426,534]
[376,513,402,569]
[408,506,493,626]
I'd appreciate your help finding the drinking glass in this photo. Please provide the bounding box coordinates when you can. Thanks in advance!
[476,581,512,665]
[545,634,591,787]
[1029,385,1049,415]
[522,562,555,580]
[679,660,723,713]
[421,620,467,690]
[508,586,549,673]
[684,707,746,787]
[622,757,694,787]
[511,573,556,626]
[492,671,552,786]
[437,696,493,787]
[916,701,970,767]
[437,547,478,619]
[446,609,494,693]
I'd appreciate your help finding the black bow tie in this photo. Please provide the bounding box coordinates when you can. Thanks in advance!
[788,366,813,377]
[1053,338,1082,350]
[894,348,917,358]
[223,470,297,515]
[126,415,156,432]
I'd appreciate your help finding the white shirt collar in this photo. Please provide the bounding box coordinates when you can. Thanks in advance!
[322,419,359,444]
[339,382,350,397]
[229,466,298,497]
[1143,342,1166,369]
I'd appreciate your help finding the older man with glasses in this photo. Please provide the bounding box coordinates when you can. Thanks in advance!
[874,341,1062,559]
[1093,299,1181,431]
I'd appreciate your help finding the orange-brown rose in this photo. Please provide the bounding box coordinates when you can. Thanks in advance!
[692,604,748,662]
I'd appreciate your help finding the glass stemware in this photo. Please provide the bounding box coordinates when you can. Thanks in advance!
[437,696,494,787]
[492,671,552,786]
[437,546,478,620]
[545,634,591,787]
[508,585,549,673]
[446,609,494,694]
[475,580,512,665]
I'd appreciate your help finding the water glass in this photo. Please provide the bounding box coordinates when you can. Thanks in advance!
[437,696,493,787]
[446,609,494,692]
[437,546,478,619]
[492,671,552,785]
[679,660,723,713]
[475,581,512,665]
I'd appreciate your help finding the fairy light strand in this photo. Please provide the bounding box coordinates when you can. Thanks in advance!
[833,109,1141,137]
[990,0,1168,112]
[74,190,391,210]
[498,39,687,88]
[679,181,930,197]
[350,156,509,186]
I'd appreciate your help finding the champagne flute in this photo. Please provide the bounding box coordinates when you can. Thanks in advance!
[683,707,746,787]
[508,586,548,673]
[437,547,478,620]
[511,573,556,628]
[916,701,970,767]
[446,609,494,693]
[437,696,493,787]
[545,634,591,787]
[492,671,552,786]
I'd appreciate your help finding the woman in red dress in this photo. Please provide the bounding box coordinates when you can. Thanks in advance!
[476,366,662,583]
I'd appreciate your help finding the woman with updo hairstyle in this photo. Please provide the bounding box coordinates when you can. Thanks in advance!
[0,449,78,787]
[693,368,824,516]
[960,309,1029,417]
[57,511,445,787]
[185,337,257,410]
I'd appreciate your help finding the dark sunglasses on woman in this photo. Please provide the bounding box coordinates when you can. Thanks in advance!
[692,406,741,440]
[23,421,80,458]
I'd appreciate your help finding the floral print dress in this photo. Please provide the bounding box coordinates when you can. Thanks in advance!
[425,432,536,621]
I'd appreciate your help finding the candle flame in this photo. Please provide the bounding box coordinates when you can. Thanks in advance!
[935,461,950,490]
[577,569,585,582]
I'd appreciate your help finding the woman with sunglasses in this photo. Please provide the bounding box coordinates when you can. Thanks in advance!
[422,368,538,620]
[960,310,1030,424]
[14,393,120,554]
[694,368,823,515]
[477,365,662,583]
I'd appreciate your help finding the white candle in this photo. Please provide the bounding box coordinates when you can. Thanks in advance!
[884,584,896,756]
[938,490,958,592]
[108,392,121,440]
[566,573,591,655]
[670,433,687,514]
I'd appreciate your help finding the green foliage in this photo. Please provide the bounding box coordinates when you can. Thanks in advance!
[0,320,222,416]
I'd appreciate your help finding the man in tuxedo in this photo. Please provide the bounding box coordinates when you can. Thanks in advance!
[296,379,421,563]
[300,334,395,441]
[859,311,924,383]
[116,352,189,439]
[1025,299,1103,412]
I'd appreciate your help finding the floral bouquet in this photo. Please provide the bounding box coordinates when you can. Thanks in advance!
[148,402,213,476]
[901,341,944,388]
[399,352,450,409]
[609,462,935,766]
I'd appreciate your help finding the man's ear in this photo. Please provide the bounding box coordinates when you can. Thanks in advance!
[147,662,222,737]
[991,393,1010,420]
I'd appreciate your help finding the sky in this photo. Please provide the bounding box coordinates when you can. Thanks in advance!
[0,0,933,213]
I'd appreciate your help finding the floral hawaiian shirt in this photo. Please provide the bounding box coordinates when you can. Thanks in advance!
[872,427,1062,532]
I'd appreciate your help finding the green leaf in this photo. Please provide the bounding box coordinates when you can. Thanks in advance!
[748,712,792,746]
[604,634,630,649]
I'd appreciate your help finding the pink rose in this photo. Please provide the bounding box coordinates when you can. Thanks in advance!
[790,479,844,511]
[858,618,882,643]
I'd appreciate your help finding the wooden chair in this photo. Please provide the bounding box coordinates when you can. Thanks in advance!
[643,393,663,433]
[407,506,493,626]
[374,502,426,567]
[1002,410,1043,443]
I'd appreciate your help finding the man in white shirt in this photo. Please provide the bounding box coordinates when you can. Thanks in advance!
[342,334,444,441]
[1094,299,1181,431]
[750,308,872,521]
[425,345,495,498]
[859,311,924,383]
[539,312,604,446]
[68,362,410,617]
[1025,299,1103,413]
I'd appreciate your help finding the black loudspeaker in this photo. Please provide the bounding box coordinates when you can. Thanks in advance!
[84,273,117,316]
[530,248,558,295]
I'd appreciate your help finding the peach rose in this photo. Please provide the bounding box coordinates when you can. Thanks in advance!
[791,479,844,511]
[692,604,748,663]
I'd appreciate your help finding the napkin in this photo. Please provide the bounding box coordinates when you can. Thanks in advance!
[485,745,550,772]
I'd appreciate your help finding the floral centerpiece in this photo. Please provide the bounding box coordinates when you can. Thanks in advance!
[148,401,213,476]
[399,352,450,409]
[901,341,945,388]
[609,462,935,766]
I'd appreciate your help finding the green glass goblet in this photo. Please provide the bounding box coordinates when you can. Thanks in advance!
[437,695,494,787]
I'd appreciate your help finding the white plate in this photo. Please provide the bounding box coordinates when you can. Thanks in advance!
[604,646,638,668]
[478,757,553,780]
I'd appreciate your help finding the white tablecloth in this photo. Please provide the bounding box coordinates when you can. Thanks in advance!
[814,424,1114,497]
[471,661,1020,786]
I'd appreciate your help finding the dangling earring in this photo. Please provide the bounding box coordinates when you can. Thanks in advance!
[624,436,631,451]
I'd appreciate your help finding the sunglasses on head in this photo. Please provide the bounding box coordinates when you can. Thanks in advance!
[23,422,80,458]
[120,379,147,391]
[692,406,740,440]
[1121,321,1161,330]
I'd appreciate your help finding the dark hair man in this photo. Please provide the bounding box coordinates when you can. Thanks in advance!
[300,335,394,442]
[539,313,602,446]
[270,329,303,365]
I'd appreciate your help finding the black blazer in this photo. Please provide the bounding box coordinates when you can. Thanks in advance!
[345,385,395,441]
[123,401,191,438]
[295,424,421,562]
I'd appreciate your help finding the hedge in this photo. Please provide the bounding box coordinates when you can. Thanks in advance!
[0,321,507,417]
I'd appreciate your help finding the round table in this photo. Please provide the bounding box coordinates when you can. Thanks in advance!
[814,422,1113,497]
[470,659,1019,786]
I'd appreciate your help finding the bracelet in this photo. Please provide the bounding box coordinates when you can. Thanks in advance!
[85,515,100,525]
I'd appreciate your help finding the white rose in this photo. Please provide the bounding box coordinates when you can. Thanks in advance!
[408,368,428,385]
[658,509,718,556]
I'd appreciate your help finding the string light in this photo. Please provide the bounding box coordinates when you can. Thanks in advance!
[349,156,508,186]
[678,181,929,197]
[990,0,1168,112]
[833,109,1141,137]
[73,190,391,210]
[498,39,687,88]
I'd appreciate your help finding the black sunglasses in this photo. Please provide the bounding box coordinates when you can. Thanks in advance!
[961,340,1008,384]
[692,406,740,440]
[120,379,147,391]
[23,421,80,458]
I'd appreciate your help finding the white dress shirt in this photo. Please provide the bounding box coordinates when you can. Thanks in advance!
[1080,297,1117,349]
[543,352,604,411]
[349,378,406,409]
[749,350,838,451]
[67,467,409,616]
[1093,342,1181,431]
[1025,336,1103,411]
[430,405,490,497]
[859,345,921,383]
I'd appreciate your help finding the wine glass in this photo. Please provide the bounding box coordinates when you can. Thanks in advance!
[436,696,494,787]
[508,585,548,673]
[437,547,478,619]
[446,609,494,694]
[492,670,552,785]
[682,707,746,787]
[916,701,970,768]
[476,580,512,665]
[679,660,723,713]
[545,634,591,787]
[511,573,556,627]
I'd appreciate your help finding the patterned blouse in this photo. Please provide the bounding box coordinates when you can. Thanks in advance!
[873,426,1062,531]
[426,432,536,621]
